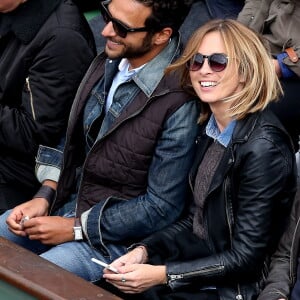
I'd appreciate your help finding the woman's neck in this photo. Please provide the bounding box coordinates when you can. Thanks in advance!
[210,104,232,132]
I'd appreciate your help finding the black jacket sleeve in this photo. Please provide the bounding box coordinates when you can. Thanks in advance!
[0,27,95,156]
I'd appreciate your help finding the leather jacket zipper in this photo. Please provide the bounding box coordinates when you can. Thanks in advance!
[224,177,243,300]
[26,77,36,120]
[168,265,225,283]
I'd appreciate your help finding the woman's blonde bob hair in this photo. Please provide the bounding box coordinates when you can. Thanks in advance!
[167,19,283,123]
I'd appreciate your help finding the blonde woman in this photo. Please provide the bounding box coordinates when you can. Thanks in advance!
[102,19,297,300]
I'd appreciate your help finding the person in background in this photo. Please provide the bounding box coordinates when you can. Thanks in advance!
[257,122,300,300]
[238,0,300,150]
[179,0,244,46]
[0,0,199,284]
[0,0,96,214]
[89,0,245,53]
[257,185,300,300]
[102,19,297,300]
[72,0,98,12]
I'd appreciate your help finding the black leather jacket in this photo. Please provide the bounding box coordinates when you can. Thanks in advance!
[143,110,297,300]
[0,0,95,193]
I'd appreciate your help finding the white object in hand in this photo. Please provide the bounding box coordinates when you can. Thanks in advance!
[20,215,30,227]
[91,257,119,273]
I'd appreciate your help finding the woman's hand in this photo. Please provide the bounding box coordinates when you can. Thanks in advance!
[103,264,167,294]
[109,246,148,270]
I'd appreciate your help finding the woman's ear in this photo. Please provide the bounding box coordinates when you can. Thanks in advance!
[153,27,173,46]
[239,71,246,84]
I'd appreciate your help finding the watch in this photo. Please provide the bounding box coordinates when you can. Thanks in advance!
[73,218,83,241]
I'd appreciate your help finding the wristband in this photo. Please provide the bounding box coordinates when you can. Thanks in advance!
[33,185,56,204]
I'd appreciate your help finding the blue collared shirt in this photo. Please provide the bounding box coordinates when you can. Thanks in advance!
[206,114,236,147]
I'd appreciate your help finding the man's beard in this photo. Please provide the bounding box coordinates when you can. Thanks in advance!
[123,32,153,59]
[105,32,154,60]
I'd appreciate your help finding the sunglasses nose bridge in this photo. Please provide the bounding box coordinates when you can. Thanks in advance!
[199,56,213,72]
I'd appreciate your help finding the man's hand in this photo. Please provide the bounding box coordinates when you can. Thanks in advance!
[6,198,50,236]
[22,216,75,245]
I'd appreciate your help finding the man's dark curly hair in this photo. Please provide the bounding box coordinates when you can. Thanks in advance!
[136,0,194,36]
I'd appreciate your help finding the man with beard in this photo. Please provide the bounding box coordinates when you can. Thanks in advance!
[0,0,199,283]
[89,0,245,54]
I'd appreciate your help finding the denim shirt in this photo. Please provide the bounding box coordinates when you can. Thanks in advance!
[37,36,183,174]
[36,36,199,252]
[83,59,143,151]
[206,114,237,147]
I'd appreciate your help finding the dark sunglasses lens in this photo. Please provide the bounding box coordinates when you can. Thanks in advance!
[112,21,127,38]
[209,54,227,72]
[100,3,127,38]
[187,54,204,71]
[100,5,110,23]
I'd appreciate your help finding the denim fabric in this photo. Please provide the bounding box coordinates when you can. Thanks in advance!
[29,36,199,280]
[81,101,199,252]
[36,37,181,166]
[36,145,64,167]
[35,136,65,182]
[206,115,236,147]
[0,209,127,281]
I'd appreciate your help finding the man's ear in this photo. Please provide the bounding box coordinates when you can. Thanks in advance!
[153,27,173,45]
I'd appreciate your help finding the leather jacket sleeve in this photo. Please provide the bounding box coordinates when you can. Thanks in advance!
[142,214,194,260]
[258,187,300,300]
[142,131,297,291]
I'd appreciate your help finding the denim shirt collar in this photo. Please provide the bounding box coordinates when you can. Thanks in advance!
[132,35,181,97]
[206,114,236,147]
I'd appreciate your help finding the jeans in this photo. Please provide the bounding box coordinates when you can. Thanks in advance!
[0,209,127,282]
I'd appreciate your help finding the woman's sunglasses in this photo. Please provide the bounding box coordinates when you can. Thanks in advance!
[187,53,228,72]
[100,0,150,38]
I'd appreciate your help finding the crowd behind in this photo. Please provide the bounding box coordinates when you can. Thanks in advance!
[0,0,300,299]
